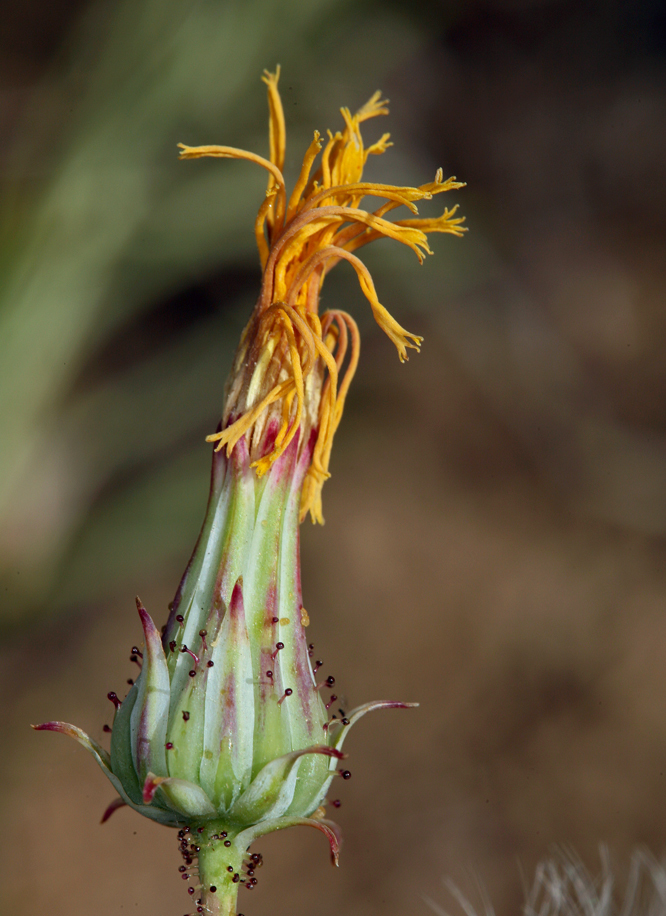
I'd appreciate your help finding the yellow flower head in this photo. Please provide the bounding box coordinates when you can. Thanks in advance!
[178,67,465,524]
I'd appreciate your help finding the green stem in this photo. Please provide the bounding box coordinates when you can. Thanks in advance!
[195,824,244,916]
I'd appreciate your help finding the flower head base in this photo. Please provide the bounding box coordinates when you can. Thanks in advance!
[179,67,465,524]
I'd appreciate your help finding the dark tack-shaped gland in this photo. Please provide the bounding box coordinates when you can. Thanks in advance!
[189,670,196,678]
[220,831,228,837]
[179,865,187,872]
[332,799,342,807]
[342,718,350,725]
[176,614,184,623]
[232,874,240,883]
[166,742,174,749]
[224,840,231,847]
[340,769,352,780]
[326,675,335,687]
[272,617,279,624]
[209,886,217,892]
[188,887,195,895]
[207,660,214,668]
[182,711,190,721]
[103,724,112,733]
[182,873,189,880]
[169,641,177,652]
[107,692,121,709]
[127,678,134,685]
[278,688,292,706]
[227,866,234,872]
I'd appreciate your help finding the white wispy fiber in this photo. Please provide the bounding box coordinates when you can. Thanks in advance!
[425,849,666,916]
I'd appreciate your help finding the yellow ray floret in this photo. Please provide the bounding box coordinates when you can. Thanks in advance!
[179,68,466,523]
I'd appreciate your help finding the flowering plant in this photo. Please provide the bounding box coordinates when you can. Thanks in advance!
[35,68,464,916]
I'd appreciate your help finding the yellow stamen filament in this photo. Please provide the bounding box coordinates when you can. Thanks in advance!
[299,182,426,214]
[261,67,286,239]
[286,131,323,223]
[301,311,360,523]
[181,70,465,521]
[177,143,286,236]
[254,188,279,267]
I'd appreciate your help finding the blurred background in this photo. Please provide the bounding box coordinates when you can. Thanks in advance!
[2,0,666,913]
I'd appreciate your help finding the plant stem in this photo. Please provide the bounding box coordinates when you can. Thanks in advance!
[195,824,244,916]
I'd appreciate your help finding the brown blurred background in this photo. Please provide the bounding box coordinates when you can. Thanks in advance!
[2,0,666,914]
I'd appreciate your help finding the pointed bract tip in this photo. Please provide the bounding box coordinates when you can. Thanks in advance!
[230,577,245,613]
[313,746,346,759]
[142,773,167,805]
[307,817,342,867]
[101,797,127,824]
[136,600,160,643]
[32,721,75,735]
